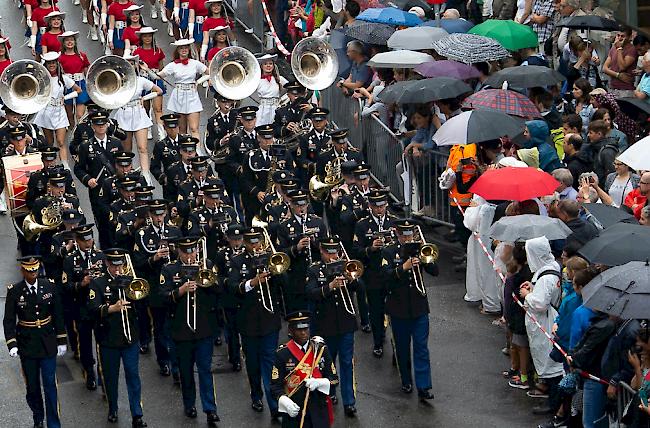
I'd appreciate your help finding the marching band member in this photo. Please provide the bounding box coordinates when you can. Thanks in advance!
[200,0,235,59]
[61,224,103,391]
[69,102,126,158]
[273,80,311,142]
[315,128,364,178]
[58,31,91,125]
[158,39,209,140]
[33,51,82,165]
[26,147,76,210]
[187,0,208,53]
[111,53,162,178]
[44,209,85,296]
[264,173,299,240]
[255,53,287,126]
[88,248,148,426]
[97,151,145,225]
[270,311,338,428]
[381,219,437,401]
[133,27,166,139]
[162,135,198,201]
[176,156,219,218]
[3,256,67,428]
[204,92,237,161]
[0,36,11,76]
[352,189,396,358]
[224,105,258,218]
[113,185,156,252]
[306,236,359,417]
[107,0,135,56]
[121,5,144,55]
[173,0,192,39]
[159,236,220,426]
[0,105,46,150]
[228,226,282,420]
[29,2,60,60]
[40,10,65,55]
[151,113,181,197]
[205,25,231,62]
[296,107,330,186]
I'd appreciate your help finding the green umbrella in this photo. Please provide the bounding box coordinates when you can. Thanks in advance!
[468,19,538,51]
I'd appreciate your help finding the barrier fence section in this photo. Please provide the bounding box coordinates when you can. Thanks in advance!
[320,87,454,227]
[615,381,637,427]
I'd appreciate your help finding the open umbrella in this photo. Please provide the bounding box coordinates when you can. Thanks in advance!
[413,60,480,80]
[357,7,423,27]
[387,26,448,50]
[344,21,396,45]
[557,15,620,31]
[617,97,650,116]
[468,167,559,201]
[582,203,638,229]
[578,223,650,266]
[485,65,566,88]
[432,33,510,64]
[433,110,525,146]
[616,136,650,172]
[329,28,353,78]
[367,50,434,68]
[468,19,538,51]
[376,77,472,104]
[489,214,573,242]
[420,18,475,33]
[581,261,650,319]
[461,89,542,119]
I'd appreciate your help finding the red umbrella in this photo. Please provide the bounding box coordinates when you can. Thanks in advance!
[468,167,560,201]
[462,89,542,119]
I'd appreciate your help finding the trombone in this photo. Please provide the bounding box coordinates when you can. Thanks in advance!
[186,237,218,332]
[337,243,364,316]
[250,219,291,313]
[118,254,150,343]
[411,226,439,296]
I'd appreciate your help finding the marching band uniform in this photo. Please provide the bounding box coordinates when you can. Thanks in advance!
[87,248,148,426]
[272,81,309,140]
[33,52,76,132]
[205,94,238,154]
[270,311,338,428]
[26,147,76,210]
[160,47,207,114]
[70,104,126,159]
[314,129,363,179]
[225,106,259,219]
[113,185,156,251]
[0,105,46,151]
[175,156,218,218]
[110,70,155,132]
[107,1,134,52]
[58,34,91,106]
[97,152,146,225]
[255,54,287,126]
[43,209,84,293]
[381,219,437,400]
[3,256,67,428]
[159,237,220,426]
[151,114,181,197]
[306,236,358,416]
[296,108,330,186]
[162,135,198,202]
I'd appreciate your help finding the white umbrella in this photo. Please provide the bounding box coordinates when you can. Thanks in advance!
[617,136,650,172]
[387,27,449,50]
[432,110,525,146]
[367,50,434,68]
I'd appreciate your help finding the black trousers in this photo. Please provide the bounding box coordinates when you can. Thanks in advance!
[366,288,387,348]
[222,307,241,365]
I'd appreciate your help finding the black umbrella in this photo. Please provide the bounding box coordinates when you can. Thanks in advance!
[583,203,638,229]
[617,97,650,116]
[330,29,352,78]
[344,21,396,45]
[376,77,472,104]
[485,65,566,89]
[557,15,620,31]
[578,223,650,266]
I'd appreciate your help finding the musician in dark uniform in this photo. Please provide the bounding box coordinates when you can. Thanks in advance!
[163,136,198,203]
[61,223,104,389]
[205,93,238,155]
[107,176,138,242]
[270,311,338,428]
[0,105,45,152]
[315,128,364,179]
[43,209,85,291]
[87,248,148,426]
[228,226,283,419]
[214,224,245,371]
[132,199,182,378]
[225,105,259,219]
[381,219,437,401]
[70,102,126,159]
[241,124,295,224]
[151,114,181,194]
[352,189,397,358]
[73,111,124,249]
[277,189,326,312]
[113,185,156,251]
[3,256,67,428]
[159,237,220,426]
[272,81,311,141]
[97,151,146,221]
[306,236,359,417]
[26,146,76,210]
[296,107,330,186]
[176,156,218,219]
[264,172,299,242]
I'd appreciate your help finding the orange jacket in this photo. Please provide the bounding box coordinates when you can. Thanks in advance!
[447,144,477,207]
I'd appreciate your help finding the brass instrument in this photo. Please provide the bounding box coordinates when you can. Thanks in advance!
[405,225,439,296]
[299,336,326,428]
[250,218,290,313]
[0,60,52,115]
[337,243,364,315]
[185,237,217,332]
[309,157,343,202]
[117,254,150,343]
[209,47,261,101]
[291,37,339,91]
[300,213,320,265]
[22,198,63,242]
[86,55,138,109]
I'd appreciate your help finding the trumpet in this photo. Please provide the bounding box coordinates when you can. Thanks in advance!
[117,254,150,343]
[337,243,364,315]
[185,237,217,332]
[402,226,439,296]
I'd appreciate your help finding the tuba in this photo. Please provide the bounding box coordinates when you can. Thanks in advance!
[209,47,261,101]
[86,55,138,109]
[0,60,52,115]
[291,37,339,91]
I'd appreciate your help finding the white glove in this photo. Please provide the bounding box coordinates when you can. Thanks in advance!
[173,7,180,20]
[57,345,67,356]
[9,347,18,358]
[438,167,456,190]
[304,377,330,394]
[63,92,79,101]
[188,23,194,38]
[142,92,159,101]
[200,44,208,60]
[195,74,210,85]
[27,18,33,29]
[278,395,300,418]
[29,35,37,49]
[124,47,131,57]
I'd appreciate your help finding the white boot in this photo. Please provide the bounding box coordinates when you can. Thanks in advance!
[147,127,153,140]
[74,0,80,4]
[0,191,7,215]
[167,22,173,37]
[157,124,165,139]
[104,44,111,55]
[98,27,105,44]
[82,10,88,23]
[90,26,99,41]
[151,6,158,19]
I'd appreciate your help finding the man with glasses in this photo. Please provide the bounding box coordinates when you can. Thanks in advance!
[624,171,650,220]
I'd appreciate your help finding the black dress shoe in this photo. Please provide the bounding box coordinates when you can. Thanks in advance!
[159,365,171,377]
[329,395,338,405]
[372,346,383,358]
[232,362,242,372]
[207,412,220,427]
[271,412,281,425]
[34,422,44,428]
[532,405,554,416]
[172,372,181,386]
[401,384,413,394]
[107,412,118,423]
[214,337,222,346]
[139,344,149,354]
[418,389,435,400]
[184,407,198,418]
[251,400,264,412]
[360,324,371,333]
[344,405,357,417]
[132,416,147,427]
[73,353,80,361]
[86,377,97,391]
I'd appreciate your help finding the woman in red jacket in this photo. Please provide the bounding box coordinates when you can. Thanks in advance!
[133,27,166,138]
[40,10,65,54]
[58,31,91,125]
[122,4,144,55]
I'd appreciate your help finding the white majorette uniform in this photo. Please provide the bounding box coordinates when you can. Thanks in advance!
[255,75,287,126]
[111,76,155,131]
[161,58,207,114]
[33,74,76,130]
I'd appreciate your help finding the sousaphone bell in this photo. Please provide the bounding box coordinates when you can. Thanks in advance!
[209,46,261,101]
[0,60,52,115]
[86,55,138,109]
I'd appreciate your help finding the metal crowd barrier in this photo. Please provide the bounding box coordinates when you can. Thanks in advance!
[615,381,638,428]
[320,87,454,227]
